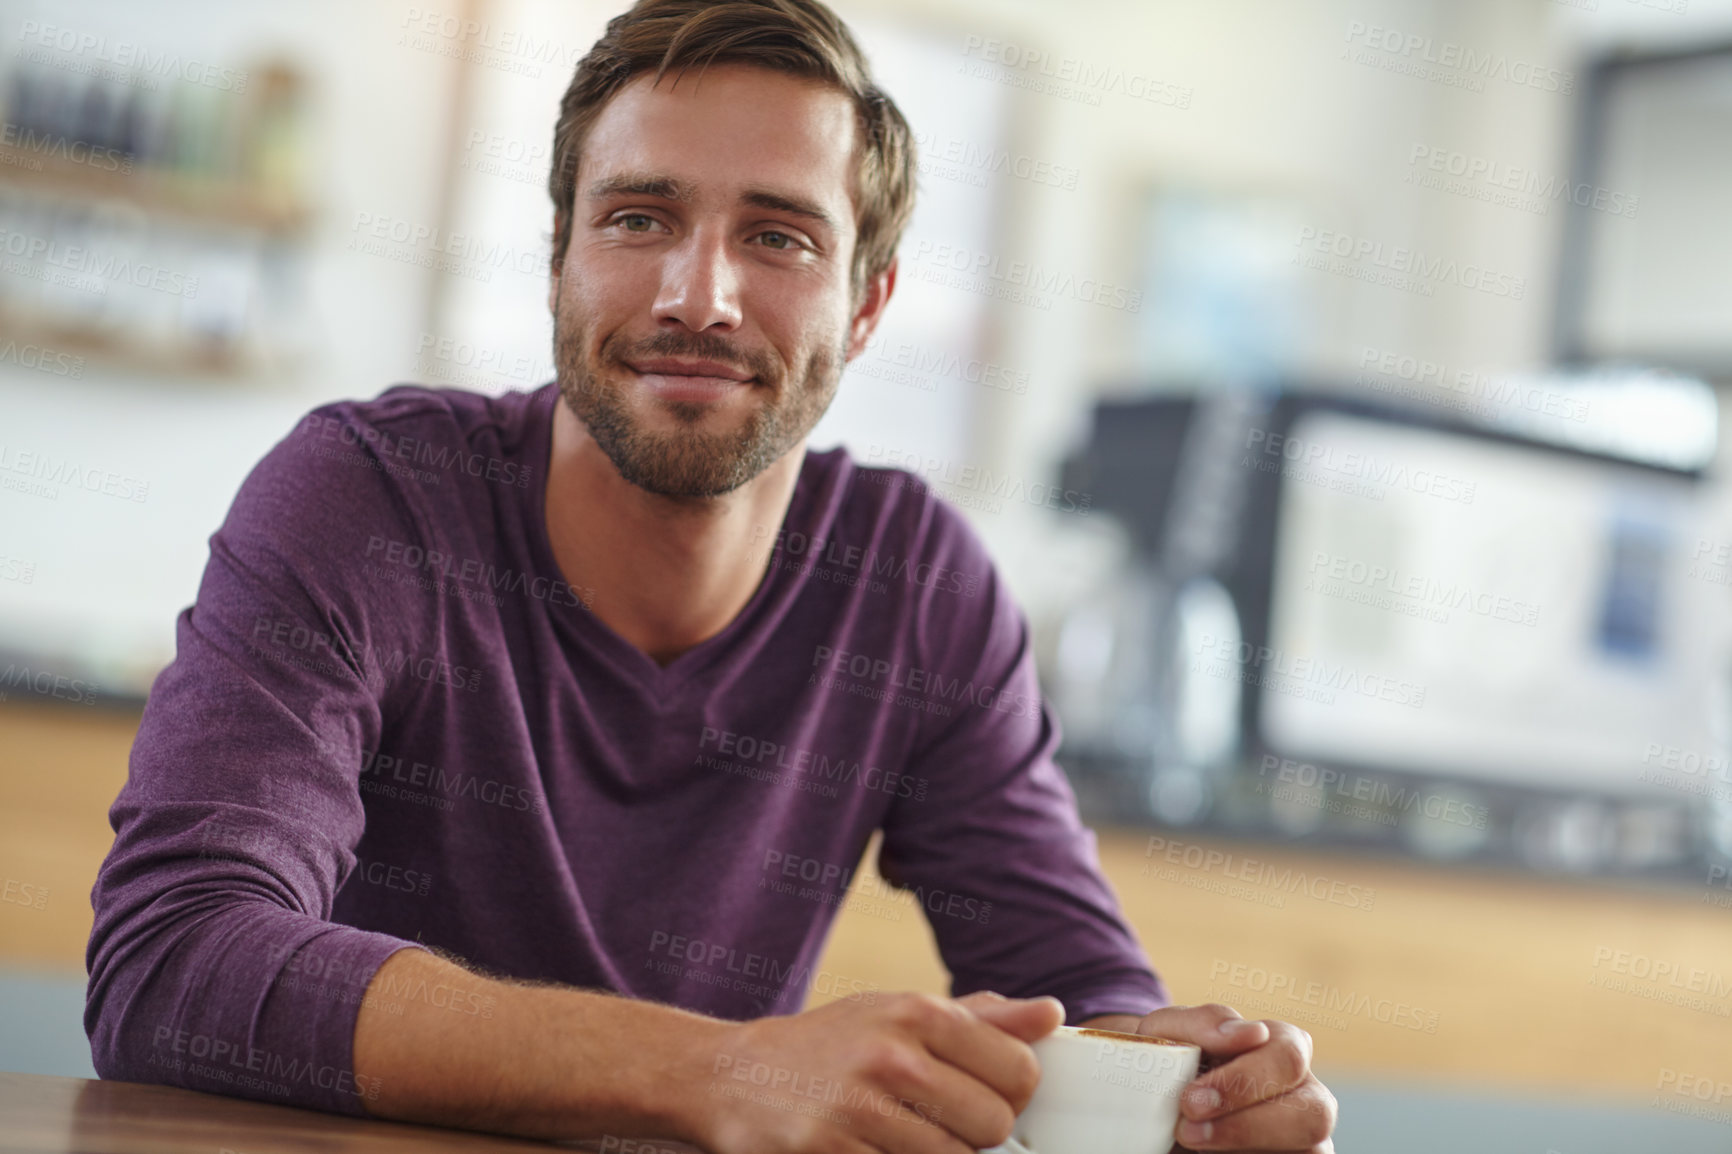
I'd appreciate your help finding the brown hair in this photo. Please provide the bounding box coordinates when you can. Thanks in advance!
[547,0,916,299]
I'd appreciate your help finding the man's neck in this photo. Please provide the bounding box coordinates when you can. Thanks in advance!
[542,398,802,667]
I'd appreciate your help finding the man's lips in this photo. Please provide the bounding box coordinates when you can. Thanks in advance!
[623,358,758,402]
[629,357,752,380]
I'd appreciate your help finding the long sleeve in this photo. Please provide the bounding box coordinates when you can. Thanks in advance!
[876,507,1168,1025]
[85,415,427,1115]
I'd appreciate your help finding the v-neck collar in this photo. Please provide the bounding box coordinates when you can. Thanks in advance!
[519,383,806,698]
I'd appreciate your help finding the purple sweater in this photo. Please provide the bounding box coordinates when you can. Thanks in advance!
[85,382,1165,1117]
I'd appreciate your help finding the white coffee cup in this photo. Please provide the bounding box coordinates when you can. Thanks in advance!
[981,1025,1201,1154]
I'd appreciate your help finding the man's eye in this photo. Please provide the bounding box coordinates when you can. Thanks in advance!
[758,230,799,250]
[618,214,658,232]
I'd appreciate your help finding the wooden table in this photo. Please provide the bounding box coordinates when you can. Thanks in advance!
[0,1071,580,1153]
[9,699,1732,1103]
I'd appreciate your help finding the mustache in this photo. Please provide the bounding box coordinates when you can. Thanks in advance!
[605,330,781,383]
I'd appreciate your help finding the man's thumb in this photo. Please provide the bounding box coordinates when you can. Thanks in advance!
[958,991,1065,1041]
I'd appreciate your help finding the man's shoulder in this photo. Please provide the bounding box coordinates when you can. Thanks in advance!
[264,382,544,493]
[803,444,953,529]
[797,446,996,593]
[291,383,544,463]
[228,382,548,554]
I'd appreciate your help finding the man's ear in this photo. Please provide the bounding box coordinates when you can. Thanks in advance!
[845,257,898,361]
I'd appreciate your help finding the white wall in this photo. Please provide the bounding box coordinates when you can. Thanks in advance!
[2,0,1725,689]
[0,0,462,687]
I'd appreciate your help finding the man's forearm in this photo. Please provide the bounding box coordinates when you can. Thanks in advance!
[353,947,730,1142]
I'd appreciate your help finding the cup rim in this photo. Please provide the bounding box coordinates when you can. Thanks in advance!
[1056,1024,1200,1050]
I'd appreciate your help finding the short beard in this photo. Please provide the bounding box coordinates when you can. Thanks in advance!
[553,291,845,499]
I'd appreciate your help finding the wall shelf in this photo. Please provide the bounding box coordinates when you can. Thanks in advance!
[0,143,311,236]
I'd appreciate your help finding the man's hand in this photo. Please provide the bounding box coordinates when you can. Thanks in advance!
[693,991,1063,1154]
[1089,1004,1336,1153]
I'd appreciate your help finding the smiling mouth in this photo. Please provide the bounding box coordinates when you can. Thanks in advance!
[623,360,759,402]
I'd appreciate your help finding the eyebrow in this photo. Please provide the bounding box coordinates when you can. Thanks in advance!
[585,173,839,234]
[586,173,690,202]
[741,187,838,234]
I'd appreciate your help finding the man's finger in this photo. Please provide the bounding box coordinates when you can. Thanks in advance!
[899,1052,1022,1151]
[883,993,1053,1116]
[957,990,1066,1044]
[1131,1003,1271,1060]
[933,992,1058,1111]
[1174,1075,1337,1151]
[1180,1019,1313,1122]
[851,1104,977,1154]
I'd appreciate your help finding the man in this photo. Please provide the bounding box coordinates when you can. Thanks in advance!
[86,1,1336,1150]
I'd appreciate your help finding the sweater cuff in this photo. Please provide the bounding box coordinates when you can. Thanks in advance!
[1058,983,1170,1028]
[254,929,426,1117]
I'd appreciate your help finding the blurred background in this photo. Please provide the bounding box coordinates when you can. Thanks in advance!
[2,0,1731,1149]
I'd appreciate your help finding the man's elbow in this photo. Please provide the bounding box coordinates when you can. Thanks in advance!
[85,969,150,1085]
[85,932,187,1089]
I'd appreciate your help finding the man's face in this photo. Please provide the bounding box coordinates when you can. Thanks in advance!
[551,64,884,499]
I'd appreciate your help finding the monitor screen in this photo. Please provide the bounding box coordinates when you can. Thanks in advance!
[1258,410,1717,796]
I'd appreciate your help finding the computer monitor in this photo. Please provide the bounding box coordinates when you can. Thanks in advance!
[1258,408,1718,798]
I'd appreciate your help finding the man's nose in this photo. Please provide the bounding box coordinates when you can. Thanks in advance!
[652,231,744,332]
